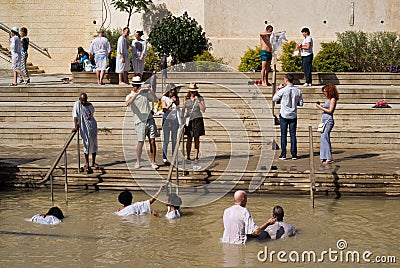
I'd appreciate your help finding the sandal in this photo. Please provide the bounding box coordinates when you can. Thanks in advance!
[83,165,93,174]
[91,163,100,169]
[9,83,17,86]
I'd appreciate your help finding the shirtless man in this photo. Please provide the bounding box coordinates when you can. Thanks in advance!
[260,25,273,86]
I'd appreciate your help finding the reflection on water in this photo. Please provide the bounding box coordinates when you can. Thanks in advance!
[0,190,399,267]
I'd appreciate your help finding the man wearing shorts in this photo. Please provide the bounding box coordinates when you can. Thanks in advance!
[125,80,159,169]
[89,30,111,85]
[260,25,273,86]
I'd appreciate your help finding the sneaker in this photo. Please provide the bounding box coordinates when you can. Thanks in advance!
[163,159,170,166]
[134,162,141,169]
[302,83,310,87]
[278,156,287,160]
[151,162,159,169]
[308,83,312,87]
[292,157,298,160]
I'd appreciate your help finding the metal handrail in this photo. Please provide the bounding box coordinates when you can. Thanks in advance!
[0,22,51,58]
[0,52,11,62]
[37,130,81,201]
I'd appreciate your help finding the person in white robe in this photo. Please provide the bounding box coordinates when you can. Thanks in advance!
[116,27,130,85]
[72,93,98,173]
[131,30,147,79]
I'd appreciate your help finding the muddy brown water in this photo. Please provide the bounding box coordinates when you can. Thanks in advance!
[0,190,398,267]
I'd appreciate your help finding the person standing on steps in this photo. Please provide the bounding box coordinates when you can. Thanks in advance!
[89,30,111,85]
[125,78,159,170]
[316,84,339,165]
[297,27,313,87]
[72,93,99,174]
[259,25,273,87]
[116,27,130,85]
[9,26,29,86]
[183,83,206,162]
[273,73,303,160]
[131,30,147,80]
[19,27,30,83]
[161,83,180,165]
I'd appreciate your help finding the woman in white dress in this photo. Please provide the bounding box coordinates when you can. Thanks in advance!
[116,27,130,85]
[9,26,29,86]
[131,30,147,79]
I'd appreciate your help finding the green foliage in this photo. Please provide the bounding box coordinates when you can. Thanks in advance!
[193,50,225,71]
[104,28,123,53]
[111,0,152,27]
[144,45,161,71]
[238,46,262,72]
[313,42,350,72]
[148,12,210,64]
[277,41,302,72]
[337,31,400,71]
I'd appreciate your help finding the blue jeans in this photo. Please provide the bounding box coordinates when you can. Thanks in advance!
[162,119,179,160]
[320,118,334,160]
[279,115,297,158]
[302,54,313,84]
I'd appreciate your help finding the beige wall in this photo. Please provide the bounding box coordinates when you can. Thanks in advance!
[1,0,399,73]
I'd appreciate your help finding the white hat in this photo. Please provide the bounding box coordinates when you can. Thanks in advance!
[188,82,199,91]
[131,76,144,86]
[11,26,19,33]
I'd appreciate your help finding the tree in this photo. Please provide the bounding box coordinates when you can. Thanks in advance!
[111,0,152,27]
[148,12,210,64]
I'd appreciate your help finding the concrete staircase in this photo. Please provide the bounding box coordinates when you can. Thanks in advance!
[0,43,45,74]
[1,72,400,196]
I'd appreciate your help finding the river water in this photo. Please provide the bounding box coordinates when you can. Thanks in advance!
[0,190,398,267]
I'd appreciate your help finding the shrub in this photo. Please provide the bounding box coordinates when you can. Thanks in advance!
[277,41,302,72]
[313,42,350,72]
[238,46,262,72]
[144,45,161,72]
[148,12,210,64]
[337,31,400,72]
[193,50,225,71]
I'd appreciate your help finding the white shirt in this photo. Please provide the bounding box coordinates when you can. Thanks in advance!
[265,221,297,239]
[115,200,151,216]
[301,36,313,56]
[165,209,180,219]
[222,205,258,244]
[29,214,62,225]
[89,36,111,56]
[161,95,179,121]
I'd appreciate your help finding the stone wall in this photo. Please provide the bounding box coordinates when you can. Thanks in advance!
[0,0,399,73]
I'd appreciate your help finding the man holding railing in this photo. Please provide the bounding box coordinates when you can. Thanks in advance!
[72,93,98,174]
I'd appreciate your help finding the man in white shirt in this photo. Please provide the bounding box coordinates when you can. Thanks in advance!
[273,73,304,160]
[89,30,111,85]
[222,190,276,244]
[125,80,159,169]
[116,183,164,216]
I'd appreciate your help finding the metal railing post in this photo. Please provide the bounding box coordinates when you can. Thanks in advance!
[64,151,68,202]
[50,174,54,202]
[77,129,80,173]
[308,126,316,208]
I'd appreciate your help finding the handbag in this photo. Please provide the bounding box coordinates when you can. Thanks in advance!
[317,118,330,133]
[71,62,83,72]
[317,122,326,133]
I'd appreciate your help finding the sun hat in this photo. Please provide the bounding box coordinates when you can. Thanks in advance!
[11,26,19,33]
[131,76,144,86]
[188,82,198,91]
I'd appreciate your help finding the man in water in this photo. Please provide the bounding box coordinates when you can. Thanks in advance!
[264,205,297,239]
[260,25,273,86]
[222,190,276,244]
[116,183,165,216]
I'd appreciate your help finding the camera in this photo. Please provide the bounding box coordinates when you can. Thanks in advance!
[316,101,320,105]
